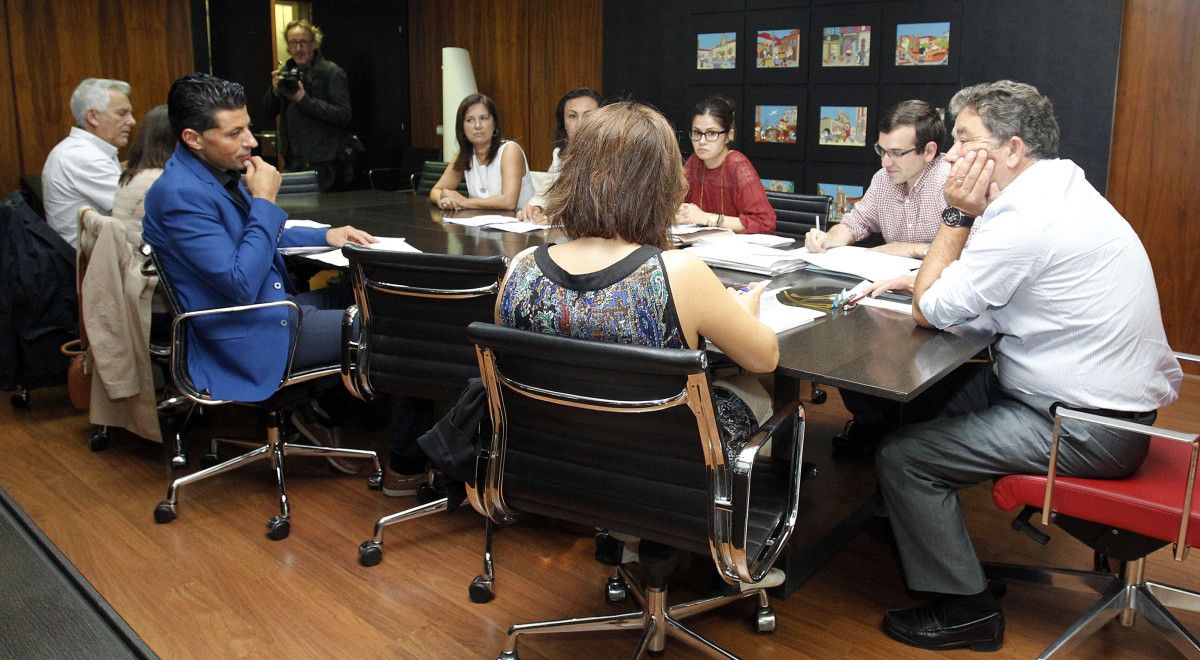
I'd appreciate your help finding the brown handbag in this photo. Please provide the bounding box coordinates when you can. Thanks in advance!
[61,339,90,412]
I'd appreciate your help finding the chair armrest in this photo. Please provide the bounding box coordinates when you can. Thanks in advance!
[340,304,375,402]
[1044,374,1198,561]
[170,299,303,404]
[723,399,805,584]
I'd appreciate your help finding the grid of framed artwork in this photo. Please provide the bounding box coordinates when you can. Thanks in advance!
[687,0,963,204]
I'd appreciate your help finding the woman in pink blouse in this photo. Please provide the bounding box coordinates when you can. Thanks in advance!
[675,95,776,234]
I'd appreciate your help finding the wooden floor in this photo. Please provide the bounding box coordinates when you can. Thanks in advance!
[1,377,1197,659]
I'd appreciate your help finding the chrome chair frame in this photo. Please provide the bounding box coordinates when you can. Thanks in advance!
[149,250,381,540]
[340,247,506,571]
[470,325,805,658]
[984,352,1200,659]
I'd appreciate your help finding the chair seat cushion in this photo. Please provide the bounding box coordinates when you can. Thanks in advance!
[992,434,1200,547]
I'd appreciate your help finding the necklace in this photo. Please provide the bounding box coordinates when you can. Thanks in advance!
[698,159,727,213]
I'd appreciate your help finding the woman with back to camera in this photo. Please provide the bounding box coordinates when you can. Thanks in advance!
[113,104,175,236]
[497,101,778,458]
[430,93,535,212]
[517,87,602,222]
[676,95,776,234]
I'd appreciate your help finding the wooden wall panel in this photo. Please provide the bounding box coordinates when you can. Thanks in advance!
[1107,0,1200,361]
[526,0,602,171]
[1,0,192,190]
[0,1,23,189]
[409,0,601,172]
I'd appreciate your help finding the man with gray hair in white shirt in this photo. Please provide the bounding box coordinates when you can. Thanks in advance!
[41,77,136,248]
[864,80,1182,652]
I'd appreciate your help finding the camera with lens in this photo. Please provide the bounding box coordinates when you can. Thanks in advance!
[278,66,307,96]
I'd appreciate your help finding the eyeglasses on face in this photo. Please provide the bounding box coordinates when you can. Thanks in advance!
[873,144,919,160]
[287,39,314,47]
[689,129,729,142]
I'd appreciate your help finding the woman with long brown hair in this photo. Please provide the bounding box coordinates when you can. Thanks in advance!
[497,101,778,455]
[430,93,535,211]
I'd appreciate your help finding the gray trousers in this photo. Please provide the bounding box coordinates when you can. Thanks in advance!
[875,364,1154,595]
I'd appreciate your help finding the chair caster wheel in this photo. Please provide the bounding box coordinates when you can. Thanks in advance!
[811,388,827,405]
[199,452,219,469]
[753,605,776,633]
[359,541,382,567]
[89,429,109,452]
[417,478,445,504]
[10,390,30,409]
[154,502,176,524]
[469,575,495,603]
[366,469,383,490]
[170,453,187,470]
[605,575,628,604]
[498,651,519,660]
[267,516,290,540]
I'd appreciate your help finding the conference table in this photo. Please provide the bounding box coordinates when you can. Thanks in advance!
[279,189,995,598]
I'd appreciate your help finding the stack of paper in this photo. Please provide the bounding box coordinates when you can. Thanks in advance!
[799,245,921,283]
[684,243,810,276]
[670,224,733,246]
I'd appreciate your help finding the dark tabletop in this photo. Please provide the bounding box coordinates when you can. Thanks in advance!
[279,189,994,402]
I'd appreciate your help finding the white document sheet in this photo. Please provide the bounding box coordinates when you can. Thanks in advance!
[442,214,517,227]
[300,237,421,268]
[798,245,920,283]
[283,219,331,229]
[490,221,550,233]
[758,287,827,334]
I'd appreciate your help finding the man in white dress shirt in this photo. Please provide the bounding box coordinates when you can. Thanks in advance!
[868,80,1182,652]
[41,78,136,249]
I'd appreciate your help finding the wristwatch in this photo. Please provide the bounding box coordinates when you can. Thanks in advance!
[942,207,976,229]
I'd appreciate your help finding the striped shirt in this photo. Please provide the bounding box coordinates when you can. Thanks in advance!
[840,156,950,244]
[920,159,1181,412]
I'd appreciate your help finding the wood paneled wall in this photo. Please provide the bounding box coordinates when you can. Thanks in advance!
[1107,0,1200,362]
[0,0,193,191]
[408,0,602,172]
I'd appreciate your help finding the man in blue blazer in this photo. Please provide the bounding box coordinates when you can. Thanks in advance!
[143,73,373,406]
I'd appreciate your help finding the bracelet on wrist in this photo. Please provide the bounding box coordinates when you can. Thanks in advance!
[715,214,724,228]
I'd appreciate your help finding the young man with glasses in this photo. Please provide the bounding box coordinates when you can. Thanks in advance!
[263,19,352,192]
[805,99,950,258]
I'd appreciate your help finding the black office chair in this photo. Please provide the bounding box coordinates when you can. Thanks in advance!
[411,160,468,196]
[278,170,320,195]
[148,249,383,540]
[766,191,832,241]
[468,322,806,658]
[340,245,507,568]
[367,147,440,192]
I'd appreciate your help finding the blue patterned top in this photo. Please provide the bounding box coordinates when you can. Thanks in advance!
[498,243,757,459]
[498,244,687,349]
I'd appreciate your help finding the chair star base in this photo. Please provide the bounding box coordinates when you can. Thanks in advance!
[984,559,1200,659]
[497,565,775,660]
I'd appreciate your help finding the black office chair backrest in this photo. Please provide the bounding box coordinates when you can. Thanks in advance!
[279,170,320,195]
[766,191,832,240]
[343,246,507,402]
[468,322,796,569]
[413,160,468,196]
[145,247,201,398]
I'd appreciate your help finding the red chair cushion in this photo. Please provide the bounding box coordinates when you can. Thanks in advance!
[993,435,1200,547]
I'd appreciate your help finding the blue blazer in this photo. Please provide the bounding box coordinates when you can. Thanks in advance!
[143,144,328,402]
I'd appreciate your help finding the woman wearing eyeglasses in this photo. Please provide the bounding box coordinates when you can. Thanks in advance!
[675,95,776,234]
[431,93,536,212]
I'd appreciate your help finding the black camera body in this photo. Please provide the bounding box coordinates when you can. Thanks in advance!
[278,66,307,96]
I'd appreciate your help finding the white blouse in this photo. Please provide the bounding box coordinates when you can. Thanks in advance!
[463,140,536,210]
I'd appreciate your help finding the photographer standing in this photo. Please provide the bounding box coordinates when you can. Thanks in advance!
[264,19,351,191]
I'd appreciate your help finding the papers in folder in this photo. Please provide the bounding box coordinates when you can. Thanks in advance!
[684,243,809,276]
[685,243,920,282]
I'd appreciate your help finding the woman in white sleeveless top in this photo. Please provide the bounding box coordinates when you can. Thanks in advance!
[430,93,535,211]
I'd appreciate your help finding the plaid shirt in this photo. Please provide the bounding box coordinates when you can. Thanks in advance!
[840,155,950,244]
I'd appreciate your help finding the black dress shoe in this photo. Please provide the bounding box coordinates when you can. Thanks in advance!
[883,599,1004,651]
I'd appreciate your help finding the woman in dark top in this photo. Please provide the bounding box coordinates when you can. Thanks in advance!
[496,102,778,455]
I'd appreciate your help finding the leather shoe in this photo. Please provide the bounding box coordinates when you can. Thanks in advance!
[883,599,1004,651]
